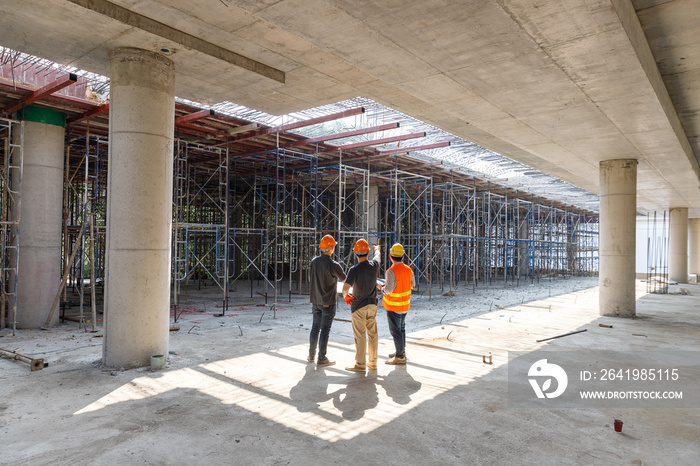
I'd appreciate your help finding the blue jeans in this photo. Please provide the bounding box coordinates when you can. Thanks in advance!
[310,304,336,360]
[386,311,406,358]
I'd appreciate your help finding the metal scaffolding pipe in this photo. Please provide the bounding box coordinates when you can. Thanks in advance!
[0,347,45,371]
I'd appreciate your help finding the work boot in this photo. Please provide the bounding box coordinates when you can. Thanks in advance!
[345,363,366,372]
[386,356,406,365]
[389,352,407,360]
[317,357,335,367]
[307,351,315,363]
[366,362,377,370]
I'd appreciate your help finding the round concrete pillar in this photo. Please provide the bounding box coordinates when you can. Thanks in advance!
[669,207,688,283]
[103,48,175,368]
[13,106,65,328]
[689,218,700,279]
[518,218,529,278]
[598,159,637,318]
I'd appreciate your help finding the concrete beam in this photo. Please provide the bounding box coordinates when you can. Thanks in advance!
[67,0,284,83]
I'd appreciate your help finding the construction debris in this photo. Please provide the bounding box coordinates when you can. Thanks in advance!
[536,329,587,343]
[0,347,46,371]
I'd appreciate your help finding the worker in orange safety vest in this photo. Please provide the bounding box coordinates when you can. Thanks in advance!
[379,243,415,365]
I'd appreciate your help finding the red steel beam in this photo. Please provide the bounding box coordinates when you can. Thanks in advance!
[67,103,109,125]
[378,141,451,156]
[230,107,365,142]
[2,73,78,115]
[0,77,96,112]
[173,125,219,140]
[338,141,450,164]
[329,131,426,151]
[285,122,400,148]
[176,122,230,139]
[223,122,400,160]
[175,109,215,125]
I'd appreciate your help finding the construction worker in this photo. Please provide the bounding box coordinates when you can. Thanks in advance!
[308,234,346,367]
[380,243,415,365]
[342,240,381,372]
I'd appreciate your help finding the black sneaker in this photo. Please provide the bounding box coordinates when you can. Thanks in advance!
[316,358,335,367]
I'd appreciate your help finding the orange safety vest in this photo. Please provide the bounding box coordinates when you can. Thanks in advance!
[382,263,412,313]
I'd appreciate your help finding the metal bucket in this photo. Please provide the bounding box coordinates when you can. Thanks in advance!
[150,354,165,371]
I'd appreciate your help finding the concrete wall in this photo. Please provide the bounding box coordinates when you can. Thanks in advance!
[635,214,668,275]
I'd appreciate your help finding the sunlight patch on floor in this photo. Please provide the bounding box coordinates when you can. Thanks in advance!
[74,289,601,441]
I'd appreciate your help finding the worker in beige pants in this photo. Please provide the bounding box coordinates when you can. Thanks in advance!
[342,240,381,371]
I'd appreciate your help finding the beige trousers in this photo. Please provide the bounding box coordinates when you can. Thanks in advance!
[351,304,378,365]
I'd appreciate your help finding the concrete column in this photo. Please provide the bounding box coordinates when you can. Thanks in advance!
[103,48,175,368]
[669,207,688,283]
[368,184,379,246]
[13,106,65,328]
[518,217,529,278]
[599,159,637,318]
[689,218,700,279]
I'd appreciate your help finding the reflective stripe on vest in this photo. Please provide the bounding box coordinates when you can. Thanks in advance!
[382,263,412,313]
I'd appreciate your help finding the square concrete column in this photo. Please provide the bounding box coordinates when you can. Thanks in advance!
[599,159,637,317]
[689,218,700,279]
[669,207,688,283]
[103,48,175,368]
[13,107,65,328]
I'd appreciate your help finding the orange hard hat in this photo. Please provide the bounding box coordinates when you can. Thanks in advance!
[319,235,336,250]
[353,239,369,254]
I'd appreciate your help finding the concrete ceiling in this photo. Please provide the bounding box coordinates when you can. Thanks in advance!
[1,0,698,215]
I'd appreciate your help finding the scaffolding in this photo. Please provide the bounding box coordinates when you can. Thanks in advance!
[61,130,107,329]
[171,139,229,318]
[0,54,609,329]
[52,118,600,319]
[0,117,22,334]
[645,211,669,294]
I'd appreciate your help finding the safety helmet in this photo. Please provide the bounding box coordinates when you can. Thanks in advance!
[390,243,405,257]
[319,234,337,250]
[353,239,369,255]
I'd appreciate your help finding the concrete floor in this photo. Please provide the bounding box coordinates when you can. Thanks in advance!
[1,278,699,465]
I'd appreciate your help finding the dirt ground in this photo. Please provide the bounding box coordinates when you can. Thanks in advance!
[1,276,699,465]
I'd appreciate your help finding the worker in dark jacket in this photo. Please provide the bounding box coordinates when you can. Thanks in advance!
[308,234,346,367]
[342,240,381,372]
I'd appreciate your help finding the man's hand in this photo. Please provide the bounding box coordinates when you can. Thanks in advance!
[344,294,354,305]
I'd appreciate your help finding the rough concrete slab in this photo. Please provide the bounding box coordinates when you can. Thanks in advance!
[1,277,698,464]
